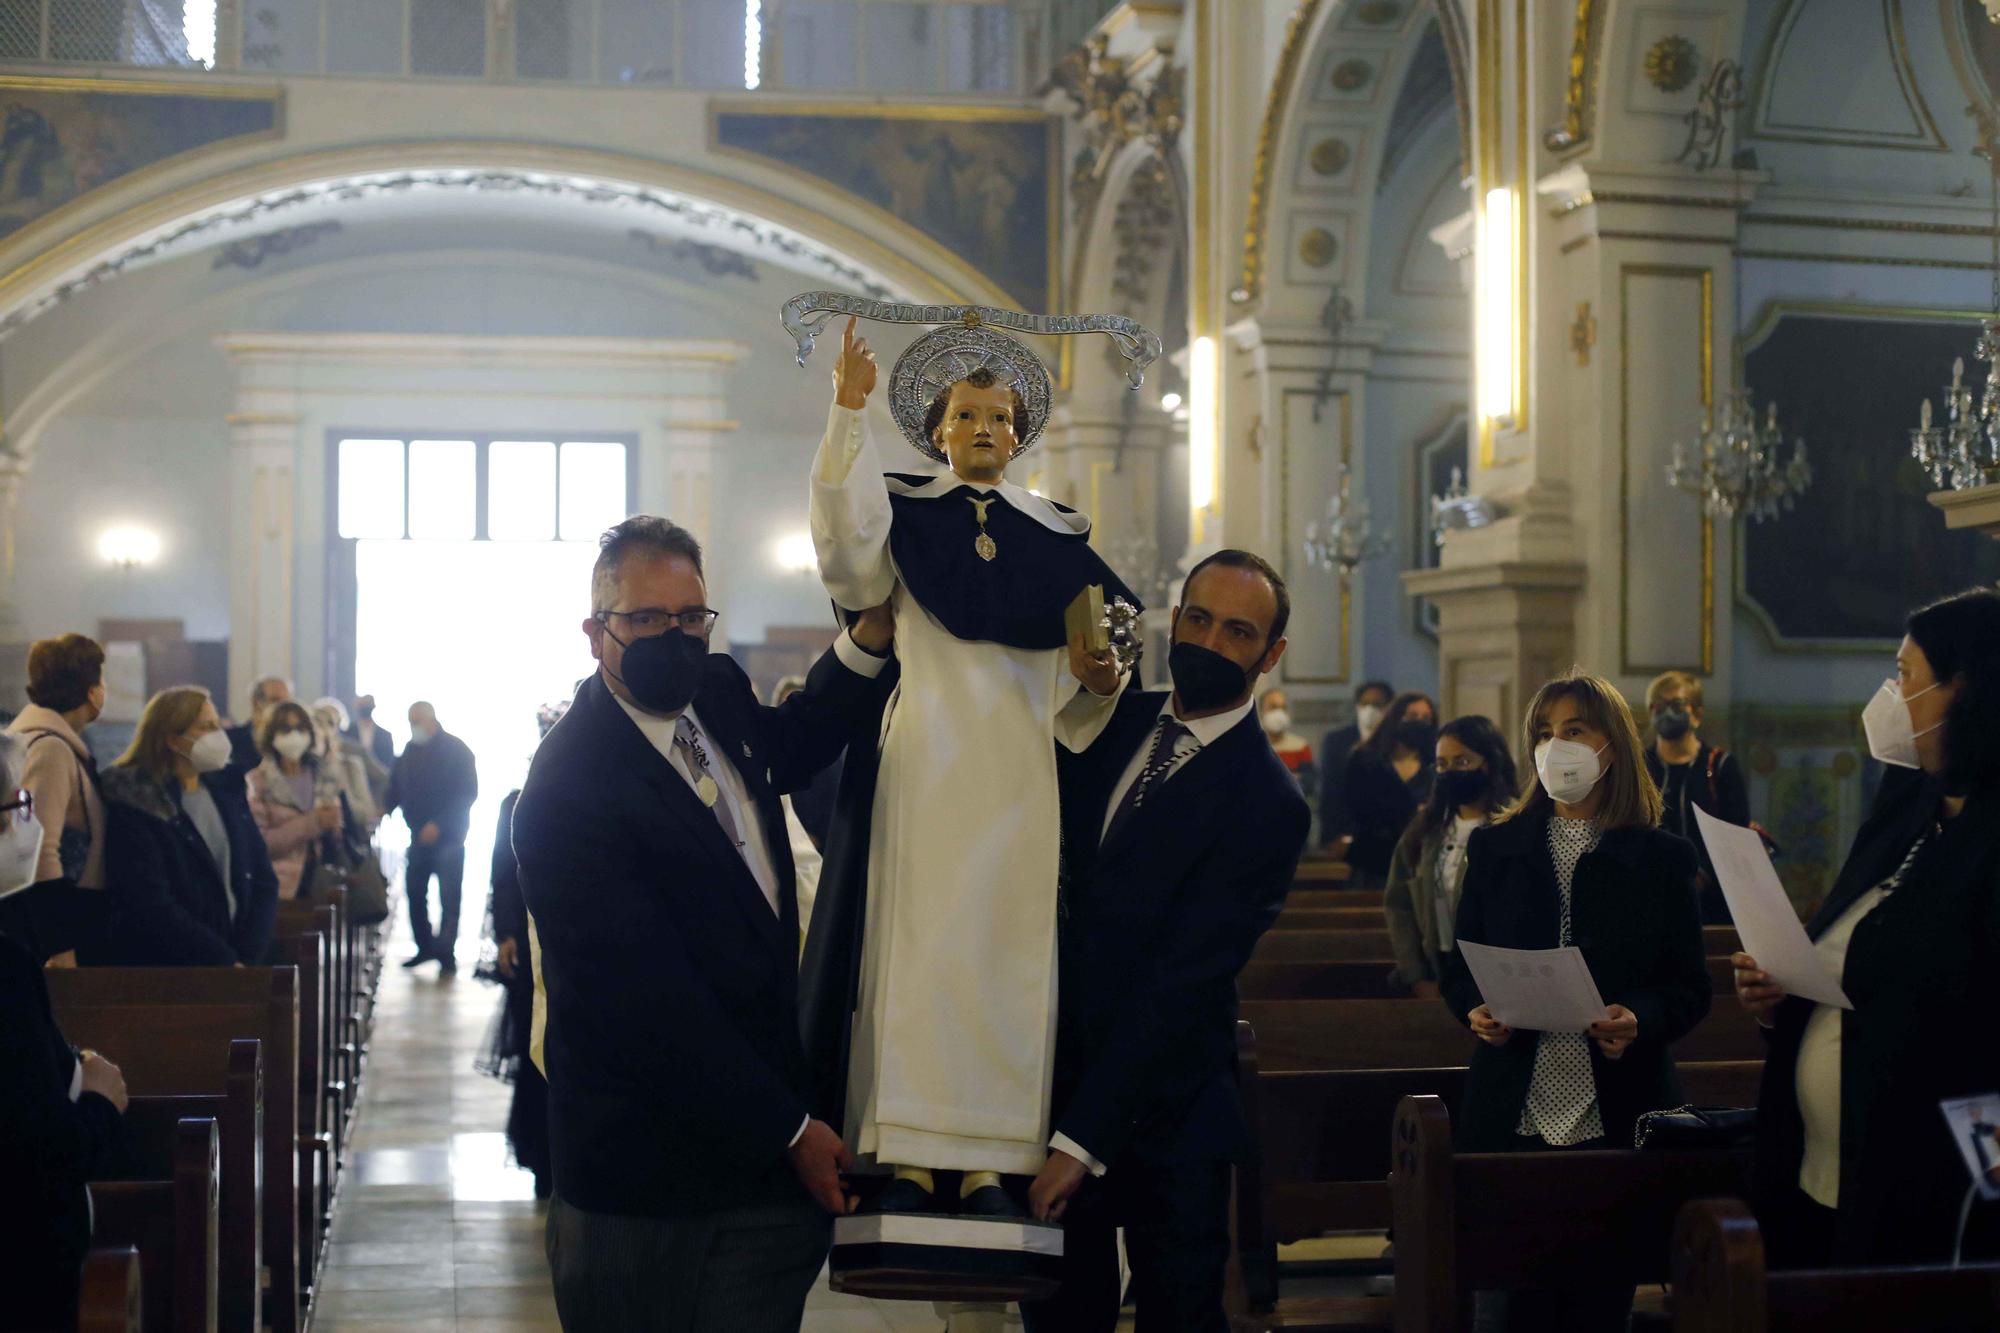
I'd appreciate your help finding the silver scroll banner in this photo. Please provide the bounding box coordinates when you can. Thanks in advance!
[781,291,1163,389]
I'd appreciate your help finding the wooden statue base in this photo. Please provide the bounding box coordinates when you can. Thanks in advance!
[828,1212,1065,1304]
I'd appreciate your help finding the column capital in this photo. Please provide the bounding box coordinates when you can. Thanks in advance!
[1930,482,2000,541]
[1539,161,1770,245]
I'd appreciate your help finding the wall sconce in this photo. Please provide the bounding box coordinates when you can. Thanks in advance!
[1188,336,1218,513]
[1475,186,1518,426]
[99,527,161,570]
[775,530,817,576]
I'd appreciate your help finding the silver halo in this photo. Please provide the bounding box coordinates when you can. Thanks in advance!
[890,325,1052,463]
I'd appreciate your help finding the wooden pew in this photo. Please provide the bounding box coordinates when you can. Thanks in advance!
[91,1116,219,1333]
[1272,907,1388,932]
[1239,997,1766,1072]
[1672,1198,2000,1332]
[268,927,332,1302]
[1241,957,1740,1003]
[1286,888,1383,912]
[76,1247,143,1333]
[1255,925,1743,960]
[1390,1094,1753,1333]
[1294,861,1353,886]
[118,1037,262,1333]
[1230,1023,1763,1323]
[50,967,302,1333]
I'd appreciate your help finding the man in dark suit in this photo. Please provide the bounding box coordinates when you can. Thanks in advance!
[1317,677,1392,850]
[513,515,894,1333]
[345,694,397,770]
[1022,549,1311,1332]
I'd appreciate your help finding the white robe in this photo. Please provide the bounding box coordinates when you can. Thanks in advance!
[809,402,1122,1174]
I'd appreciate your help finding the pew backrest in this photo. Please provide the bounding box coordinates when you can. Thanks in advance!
[90,1116,218,1333]
[76,1246,142,1333]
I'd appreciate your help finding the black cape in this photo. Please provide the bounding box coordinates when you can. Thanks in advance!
[797,475,1139,1132]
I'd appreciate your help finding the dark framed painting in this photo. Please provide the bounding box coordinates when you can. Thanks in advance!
[1412,409,1468,639]
[1739,309,2000,647]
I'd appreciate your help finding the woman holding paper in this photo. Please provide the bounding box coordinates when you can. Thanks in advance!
[1735,588,2000,1268]
[1439,671,1709,1332]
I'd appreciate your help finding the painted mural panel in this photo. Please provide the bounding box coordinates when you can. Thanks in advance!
[1741,314,2000,644]
[0,80,279,238]
[713,108,1053,310]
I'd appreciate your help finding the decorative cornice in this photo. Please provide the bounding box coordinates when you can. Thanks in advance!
[1235,0,1324,305]
[212,219,342,270]
[1047,32,1184,223]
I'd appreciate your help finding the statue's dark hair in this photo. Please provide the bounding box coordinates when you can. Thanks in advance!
[922,367,1033,452]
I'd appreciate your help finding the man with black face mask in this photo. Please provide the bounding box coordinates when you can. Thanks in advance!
[512,515,896,1333]
[1020,549,1310,1332]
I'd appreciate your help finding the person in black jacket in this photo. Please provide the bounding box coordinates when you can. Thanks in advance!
[477,700,568,1201]
[1020,549,1310,1332]
[513,516,894,1332]
[1735,588,2000,1268]
[385,701,478,973]
[1643,669,1752,923]
[1317,678,1391,850]
[1341,690,1436,888]
[98,686,279,967]
[1440,669,1708,1332]
[0,730,130,1332]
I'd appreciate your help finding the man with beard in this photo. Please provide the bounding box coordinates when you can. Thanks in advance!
[1021,549,1310,1331]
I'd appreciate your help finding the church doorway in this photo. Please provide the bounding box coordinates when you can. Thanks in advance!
[334,434,630,884]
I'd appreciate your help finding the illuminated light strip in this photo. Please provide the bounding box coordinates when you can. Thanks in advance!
[1189,335,1218,513]
[1476,186,1517,424]
[744,0,763,90]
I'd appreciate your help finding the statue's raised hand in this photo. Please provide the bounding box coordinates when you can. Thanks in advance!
[833,315,877,410]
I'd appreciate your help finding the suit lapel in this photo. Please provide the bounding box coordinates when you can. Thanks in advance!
[689,691,799,949]
[1098,707,1258,862]
[593,682,788,955]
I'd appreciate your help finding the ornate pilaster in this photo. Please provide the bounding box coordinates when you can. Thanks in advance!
[0,451,30,636]
[227,411,300,717]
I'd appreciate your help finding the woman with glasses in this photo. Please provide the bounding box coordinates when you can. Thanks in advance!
[99,686,279,966]
[1383,716,1517,998]
[0,731,132,1329]
[1735,588,2000,1267]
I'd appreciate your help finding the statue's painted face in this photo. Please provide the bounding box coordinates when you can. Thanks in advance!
[933,379,1021,484]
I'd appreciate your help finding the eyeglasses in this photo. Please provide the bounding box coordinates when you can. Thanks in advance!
[0,789,34,825]
[599,608,720,637]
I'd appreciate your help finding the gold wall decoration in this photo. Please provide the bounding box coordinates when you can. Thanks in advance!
[1570,301,1596,365]
[1236,0,1325,304]
[1331,58,1375,92]
[1047,33,1186,224]
[1310,137,1353,175]
[1644,35,1700,92]
[1544,0,1603,153]
[1299,226,1340,267]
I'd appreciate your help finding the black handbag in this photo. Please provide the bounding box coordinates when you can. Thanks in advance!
[1633,1105,1758,1150]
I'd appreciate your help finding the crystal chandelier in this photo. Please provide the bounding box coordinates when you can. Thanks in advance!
[1667,390,1811,522]
[1303,464,1391,577]
[1909,113,2000,492]
[1428,466,1499,547]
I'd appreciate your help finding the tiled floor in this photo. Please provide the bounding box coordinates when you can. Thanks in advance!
[310,929,962,1332]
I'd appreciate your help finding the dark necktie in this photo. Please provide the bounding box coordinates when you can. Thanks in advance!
[673,716,742,850]
[1105,716,1190,842]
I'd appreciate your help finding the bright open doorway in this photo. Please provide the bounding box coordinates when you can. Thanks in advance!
[337,435,629,942]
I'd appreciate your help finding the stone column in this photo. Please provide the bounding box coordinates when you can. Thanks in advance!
[227,411,301,717]
[0,451,29,638]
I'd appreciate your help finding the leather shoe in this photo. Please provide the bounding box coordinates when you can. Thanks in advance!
[871,1177,935,1215]
[958,1183,1026,1219]
[400,949,434,969]
[437,956,457,976]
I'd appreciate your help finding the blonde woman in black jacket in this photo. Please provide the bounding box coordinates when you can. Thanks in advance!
[1440,670,1708,1332]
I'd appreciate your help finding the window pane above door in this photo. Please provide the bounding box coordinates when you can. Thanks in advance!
[489,441,557,540]
[559,442,628,542]
[338,438,407,539]
[408,440,477,539]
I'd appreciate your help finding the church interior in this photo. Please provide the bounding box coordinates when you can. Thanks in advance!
[5,1,2000,1330]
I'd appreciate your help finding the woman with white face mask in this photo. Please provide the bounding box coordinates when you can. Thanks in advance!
[1734,588,2000,1269]
[0,729,131,1328]
[1437,670,1708,1333]
[99,686,280,966]
[246,699,347,901]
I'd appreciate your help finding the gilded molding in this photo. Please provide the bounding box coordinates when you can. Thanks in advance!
[1618,263,1715,676]
[1744,211,1999,237]
[1235,0,1324,304]
[1543,0,1603,154]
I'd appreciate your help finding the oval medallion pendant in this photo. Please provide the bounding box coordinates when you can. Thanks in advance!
[696,775,719,807]
[975,533,998,562]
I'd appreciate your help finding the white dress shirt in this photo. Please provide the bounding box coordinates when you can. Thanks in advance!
[1055,690,1260,1178]
[610,630,888,1148]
